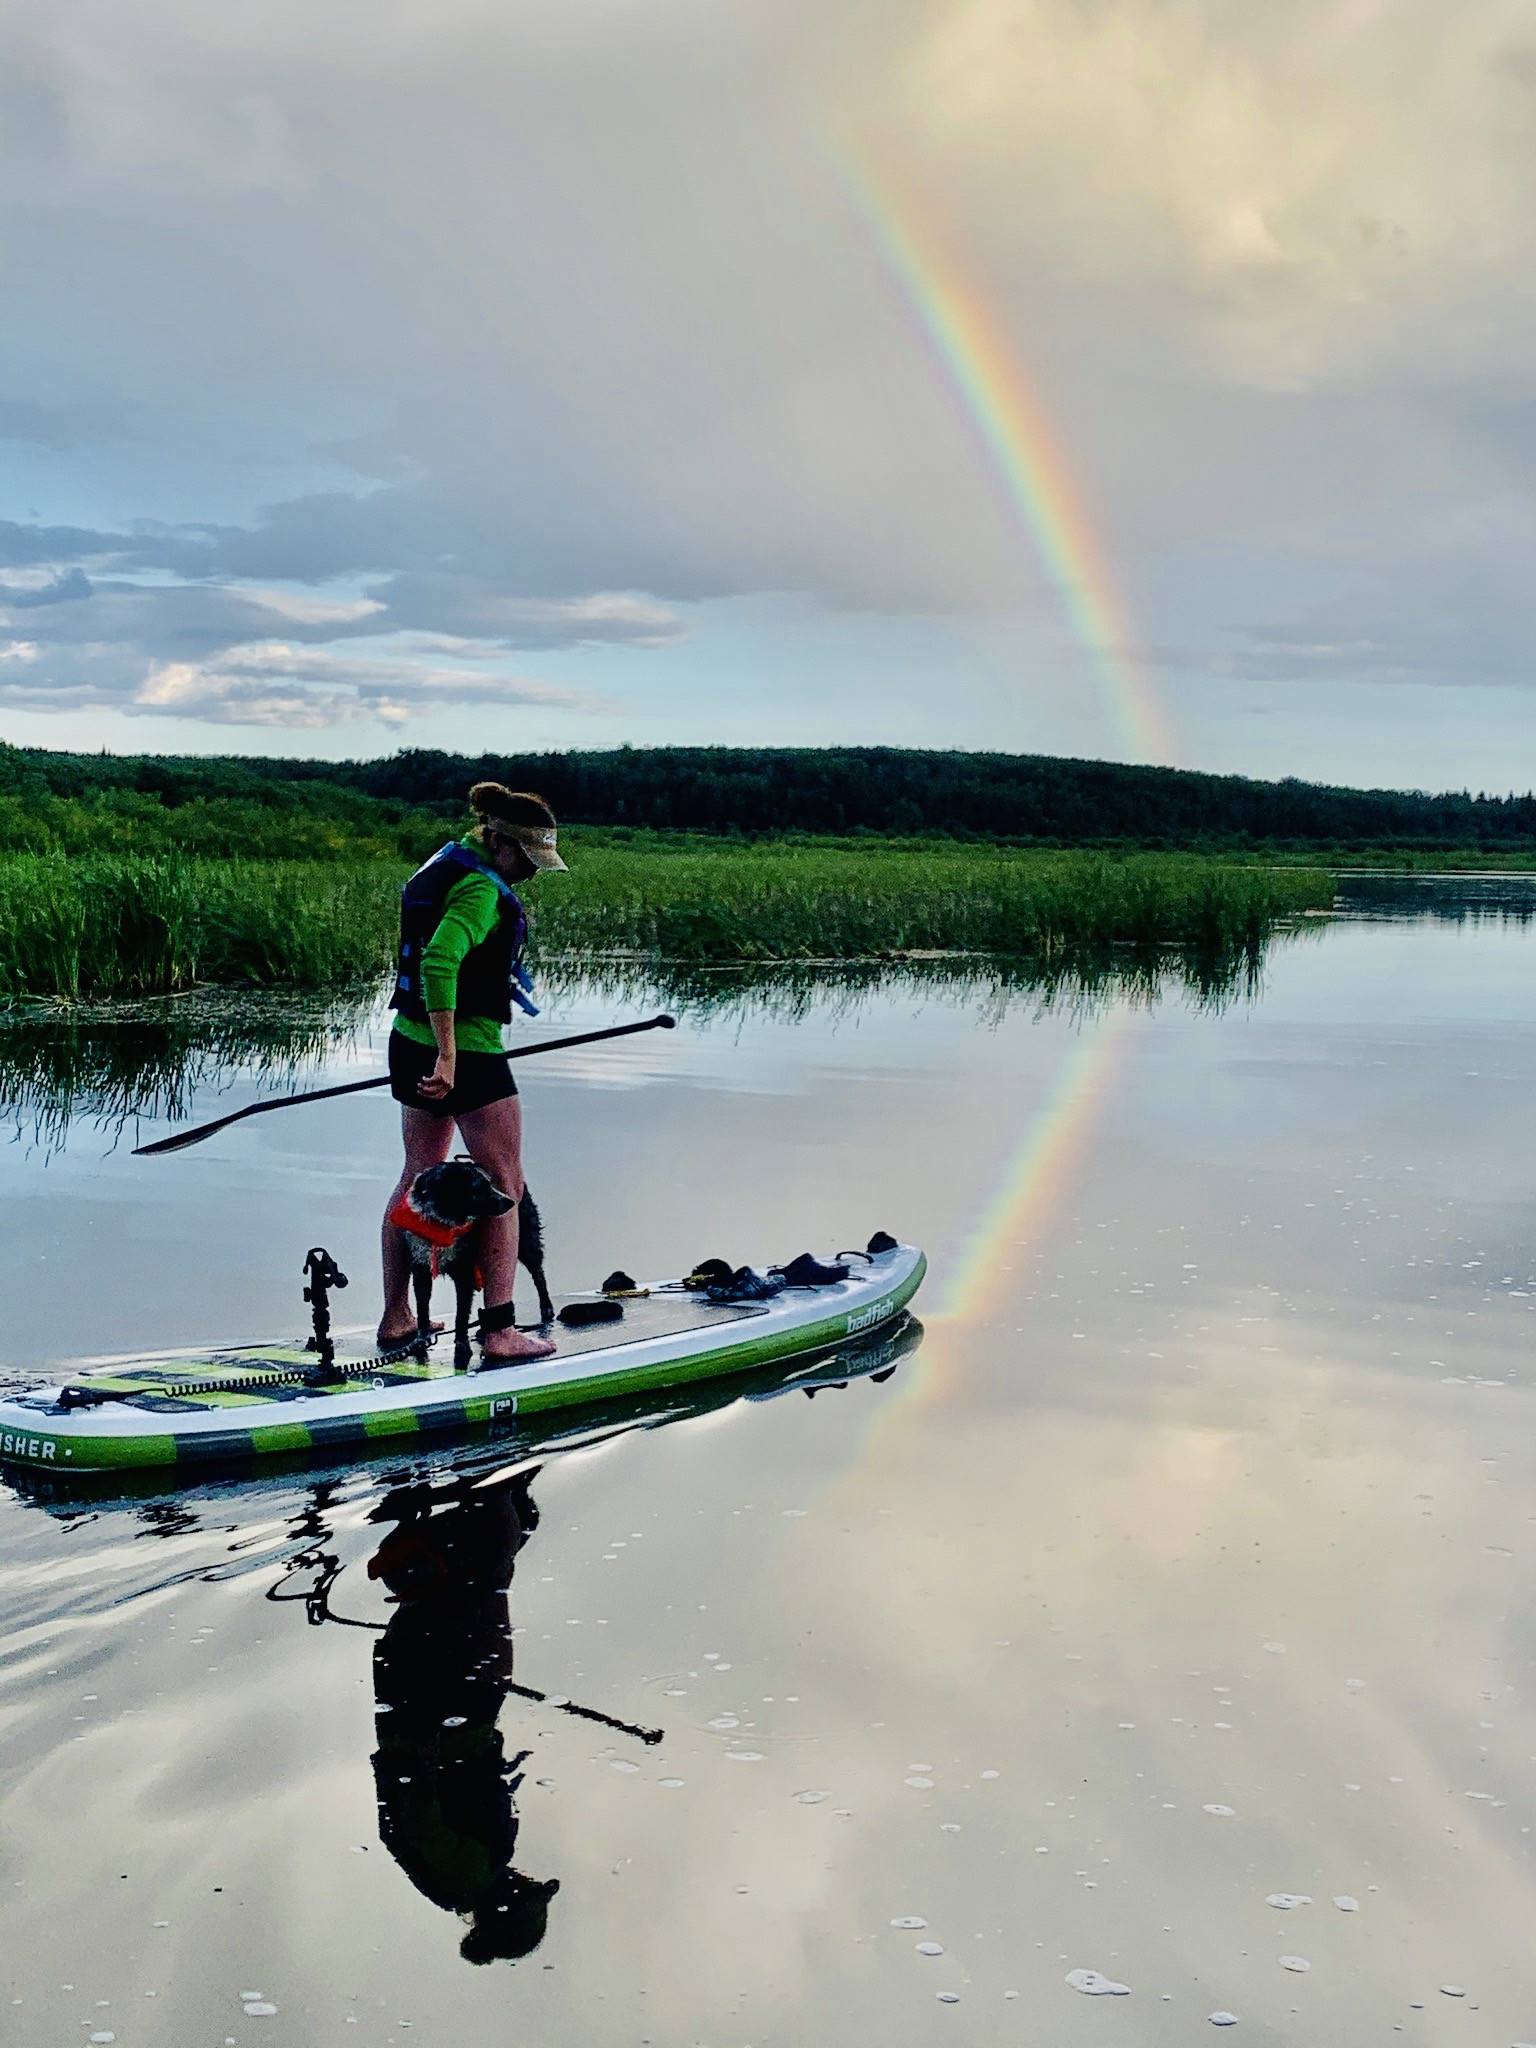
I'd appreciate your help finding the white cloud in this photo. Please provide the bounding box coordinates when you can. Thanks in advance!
[233,585,385,626]
[127,641,609,727]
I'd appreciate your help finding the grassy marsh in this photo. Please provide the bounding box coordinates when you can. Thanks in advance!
[0,842,1333,1003]
[535,841,1333,963]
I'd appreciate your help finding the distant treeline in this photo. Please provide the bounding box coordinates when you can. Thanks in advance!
[1,741,1533,852]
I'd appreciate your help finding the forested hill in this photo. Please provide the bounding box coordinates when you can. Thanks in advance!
[1,742,1534,851]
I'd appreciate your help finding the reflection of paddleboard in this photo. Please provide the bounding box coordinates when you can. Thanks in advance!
[0,1244,925,1475]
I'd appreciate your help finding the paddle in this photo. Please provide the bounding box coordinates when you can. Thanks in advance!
[132,1014,677,1156]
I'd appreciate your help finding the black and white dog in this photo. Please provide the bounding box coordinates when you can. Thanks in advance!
[390,1159,555,1368]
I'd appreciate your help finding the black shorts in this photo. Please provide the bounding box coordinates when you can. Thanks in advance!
[388,1031,518,1117]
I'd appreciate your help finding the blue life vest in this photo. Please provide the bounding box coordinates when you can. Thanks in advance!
[391,843,533,1025]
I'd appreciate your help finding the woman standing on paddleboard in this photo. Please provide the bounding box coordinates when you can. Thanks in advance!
[379,783,563,1363]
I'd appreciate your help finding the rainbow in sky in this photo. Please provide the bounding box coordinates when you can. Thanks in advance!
[839,144,1172,765]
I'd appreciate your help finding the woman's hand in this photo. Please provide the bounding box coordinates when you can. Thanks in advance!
[419,1010,456,1100]
[418,1052,456,1100]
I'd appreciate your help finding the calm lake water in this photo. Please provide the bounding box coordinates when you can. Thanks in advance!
[1,884,1533,2047]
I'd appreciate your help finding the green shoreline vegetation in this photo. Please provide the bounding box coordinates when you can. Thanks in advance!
[0,841,1332,1004]
[8,733,1532,1002]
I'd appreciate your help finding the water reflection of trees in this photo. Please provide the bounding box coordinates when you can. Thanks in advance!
[0,986,381,1145]
[538,935,1305,1025]
[0,935,1304,1146]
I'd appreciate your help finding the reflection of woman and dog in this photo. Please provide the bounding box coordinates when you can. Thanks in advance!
[268,1464,662,1965]
[367,1468,560,1965]
[261,1326,919,1963]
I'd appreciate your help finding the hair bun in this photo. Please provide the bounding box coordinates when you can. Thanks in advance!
[469,783,556,829]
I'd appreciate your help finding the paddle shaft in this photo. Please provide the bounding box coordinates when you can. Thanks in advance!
[133,1013,676,1155]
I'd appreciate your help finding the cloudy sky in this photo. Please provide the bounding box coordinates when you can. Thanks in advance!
[1,0,1534,789]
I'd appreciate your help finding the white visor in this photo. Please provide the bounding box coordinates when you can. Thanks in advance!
[510,826,567,872]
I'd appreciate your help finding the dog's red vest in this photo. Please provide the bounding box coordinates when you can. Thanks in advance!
[388,1193,477,1277]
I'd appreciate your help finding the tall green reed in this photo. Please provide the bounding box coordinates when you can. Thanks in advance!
[532,845,1333,962]
[0,854,399,1001]
[0,844,1331,1003]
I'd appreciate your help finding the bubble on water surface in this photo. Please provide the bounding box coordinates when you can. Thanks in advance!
[905,1776,934,1789]
[544,1695,570,1707]
[441,1715,466,1728]
[610,1759,640,1773]
[1279,1956,1311,1973]
[1440,1985,1466,1997]
[1066,1969,1130,1996]
[794,1789,831,1804]
[981,1769,999,1779]
[916,1942,944,1956]
[1333,1896,1359,1912]
[1203,1804,1237,1817]
[940,1822,961,1832]
[909,1762,933,1772]
[1209,2012,1239,2026]
[725,1750,763,1762]
[659,1778,684,1788]
[244,2003,279,2017]
[708,1716,740,1731]
[90,2035,115,2043]
[890,1916,927,1929]
[1263,1642,1286,1654]
[936,1991,960,2003]
[1266,1894,1312,1909]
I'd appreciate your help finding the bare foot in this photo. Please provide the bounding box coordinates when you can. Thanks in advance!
[377,1318,443,1348]
[479,1329,558,1365]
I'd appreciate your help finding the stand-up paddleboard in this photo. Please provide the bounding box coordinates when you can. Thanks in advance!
[0,1242,925,1476]
[4,1312,924,1515]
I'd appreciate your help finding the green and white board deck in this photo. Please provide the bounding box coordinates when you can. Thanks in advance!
[0,1243,925,1475]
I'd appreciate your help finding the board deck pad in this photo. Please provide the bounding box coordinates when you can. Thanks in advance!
[62,1294,769,1414]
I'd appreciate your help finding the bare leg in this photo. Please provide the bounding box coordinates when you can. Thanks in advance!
[456,1094,556,1362]
[378,1106,455,1345]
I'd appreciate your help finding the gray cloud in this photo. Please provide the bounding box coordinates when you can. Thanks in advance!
[0,566,93,606]
[0,396,132,450]
[0,0,1533,735]
[362,577,684,647]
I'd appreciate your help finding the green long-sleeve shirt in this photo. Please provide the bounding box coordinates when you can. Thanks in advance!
[392,853,509,1056]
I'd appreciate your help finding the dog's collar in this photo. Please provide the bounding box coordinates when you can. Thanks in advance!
[388,1193,474,1248]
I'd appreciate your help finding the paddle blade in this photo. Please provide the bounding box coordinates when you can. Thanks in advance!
[134,1122,222,1155]
[133,1123,229,1156]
